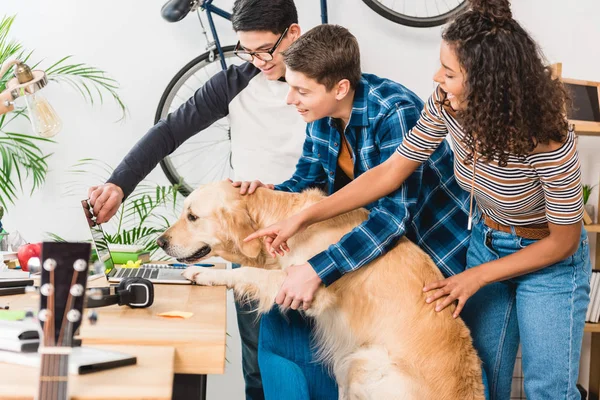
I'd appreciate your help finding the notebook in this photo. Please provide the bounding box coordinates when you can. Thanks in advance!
[0,251,18,262]
[0,320,39,352]
[81,199,211,284]
[0,346,136,374]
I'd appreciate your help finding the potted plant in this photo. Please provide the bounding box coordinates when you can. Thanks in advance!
[0,15,126,211]
[57,159,183,260]
[583,184,596,224]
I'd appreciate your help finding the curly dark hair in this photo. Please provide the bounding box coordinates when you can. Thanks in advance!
[442,0,570,166]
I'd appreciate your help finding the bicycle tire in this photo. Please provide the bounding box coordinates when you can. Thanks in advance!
[362,0,469,28]
[156,45,241,196]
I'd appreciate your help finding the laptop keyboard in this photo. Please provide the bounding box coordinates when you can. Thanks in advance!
[115,268,159,280]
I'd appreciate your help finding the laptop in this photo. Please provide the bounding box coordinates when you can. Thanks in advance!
[81,199,209,284]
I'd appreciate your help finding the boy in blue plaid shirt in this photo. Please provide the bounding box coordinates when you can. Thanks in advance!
[235,24,471,396]
[239,24,470,304]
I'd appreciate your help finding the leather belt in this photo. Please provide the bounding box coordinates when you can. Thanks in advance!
[483,215,550,240]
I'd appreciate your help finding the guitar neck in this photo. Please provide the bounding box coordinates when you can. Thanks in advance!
[37,242,91,400]
[38,349,71,400]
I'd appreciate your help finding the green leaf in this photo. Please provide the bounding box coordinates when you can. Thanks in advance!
[582,184,596,205]
[0,14,127,211]
[44,232,67,242]
[48,61,128,121]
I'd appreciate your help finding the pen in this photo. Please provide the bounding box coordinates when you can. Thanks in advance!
[170,263,214,267]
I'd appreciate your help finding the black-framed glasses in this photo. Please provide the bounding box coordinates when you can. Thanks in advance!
[234,27,289,63]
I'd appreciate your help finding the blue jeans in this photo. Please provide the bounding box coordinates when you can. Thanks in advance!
[461,214,591,400]
[258,308,338,400]
[233,263,265,400]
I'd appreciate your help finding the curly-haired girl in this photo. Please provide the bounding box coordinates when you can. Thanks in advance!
[247,0,591,398]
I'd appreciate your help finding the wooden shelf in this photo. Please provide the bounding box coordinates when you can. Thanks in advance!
[585,224,600,233]
[574,121,600,136]
[577,131,600,137]
[555,63,600,399]
[586,323,600,333]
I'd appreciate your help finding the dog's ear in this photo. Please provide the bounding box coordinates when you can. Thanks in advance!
[220,206,262,259]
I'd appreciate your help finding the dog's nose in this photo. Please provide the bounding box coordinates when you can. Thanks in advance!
[156,235,169,248]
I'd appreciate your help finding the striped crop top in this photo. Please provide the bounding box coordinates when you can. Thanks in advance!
[397,87,583,226]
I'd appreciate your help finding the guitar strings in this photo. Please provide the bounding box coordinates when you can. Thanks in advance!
[58,269,79,346]
[58,268,80,399]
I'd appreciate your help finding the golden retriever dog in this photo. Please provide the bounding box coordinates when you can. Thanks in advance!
[157,180,484,400]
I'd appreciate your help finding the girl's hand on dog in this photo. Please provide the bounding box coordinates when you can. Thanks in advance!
[423,267,486,318]
[244,213,307,257]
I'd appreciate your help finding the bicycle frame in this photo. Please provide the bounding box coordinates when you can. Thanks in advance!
[200,0,328,71]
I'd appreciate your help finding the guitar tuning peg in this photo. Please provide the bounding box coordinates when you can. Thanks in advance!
[73,259,87,272]
[40,283,54,297]
[88,288,103,300]
[92,260,106,275]
[38,309,51,322]
[70,284,84,297]
[67,309,81,323]
[27,257,41,274]
[87,310,98,325]
[43,258,57,272]
[25,285,38,294]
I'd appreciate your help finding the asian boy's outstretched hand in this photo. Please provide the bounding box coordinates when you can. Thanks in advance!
[88,183,124,224]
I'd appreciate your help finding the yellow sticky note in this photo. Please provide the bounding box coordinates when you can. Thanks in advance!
[157,311,194,319]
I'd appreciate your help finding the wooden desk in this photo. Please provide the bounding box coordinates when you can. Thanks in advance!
[2,264,228,400]
[0,345,174,399]
[80,282,227,375]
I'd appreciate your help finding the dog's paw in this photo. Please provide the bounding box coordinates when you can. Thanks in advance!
[181,266,203,282]
[181,267,220,286]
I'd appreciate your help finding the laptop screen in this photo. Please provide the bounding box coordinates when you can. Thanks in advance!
[81,199,115,277]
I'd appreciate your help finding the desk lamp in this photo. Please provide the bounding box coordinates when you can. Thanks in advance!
[0,59,62,138]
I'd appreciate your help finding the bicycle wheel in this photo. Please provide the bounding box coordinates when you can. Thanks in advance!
[156,45,243,196]
[362,0,468,28]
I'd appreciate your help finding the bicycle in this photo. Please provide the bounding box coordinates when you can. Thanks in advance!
[156,0,467,196]
[362,0,468,28]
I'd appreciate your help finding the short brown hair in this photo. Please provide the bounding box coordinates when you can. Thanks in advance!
[283,24,361,90]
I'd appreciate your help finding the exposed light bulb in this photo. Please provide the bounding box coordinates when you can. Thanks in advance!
[25,92,62,138]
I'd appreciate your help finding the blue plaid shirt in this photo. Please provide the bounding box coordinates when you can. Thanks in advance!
[275,74,470,285]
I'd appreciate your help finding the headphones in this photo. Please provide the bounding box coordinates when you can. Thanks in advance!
[86,277,154,309]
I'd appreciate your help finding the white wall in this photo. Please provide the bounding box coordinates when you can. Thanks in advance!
[2,0,599,398]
